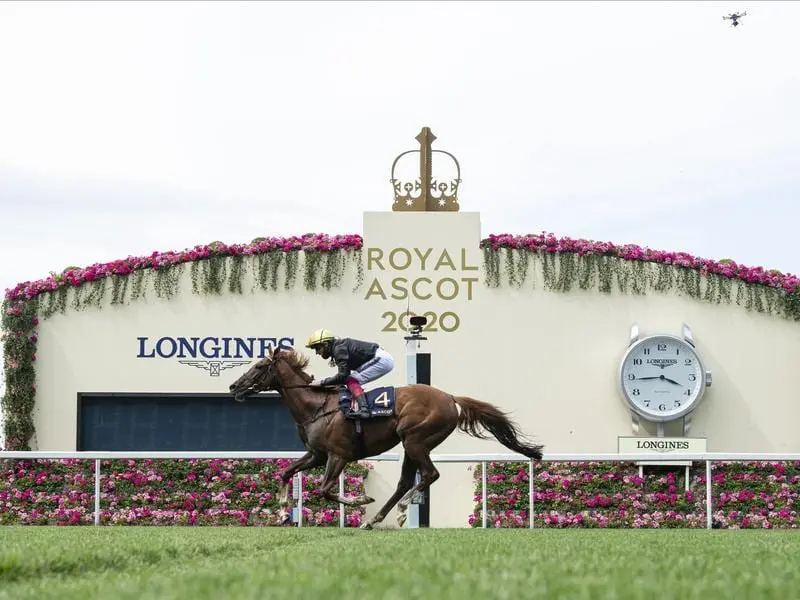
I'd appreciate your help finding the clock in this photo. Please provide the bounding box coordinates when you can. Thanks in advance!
[619,323,712,431]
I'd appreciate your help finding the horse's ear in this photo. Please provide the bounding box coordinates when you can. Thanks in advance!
[272,346,281,358]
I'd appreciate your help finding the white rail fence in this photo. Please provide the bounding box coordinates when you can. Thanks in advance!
[2,451,799,529]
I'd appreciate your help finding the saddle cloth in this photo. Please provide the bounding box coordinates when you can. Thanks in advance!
[337,386,396,419]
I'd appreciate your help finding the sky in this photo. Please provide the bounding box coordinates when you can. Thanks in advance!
[0,0,799,299]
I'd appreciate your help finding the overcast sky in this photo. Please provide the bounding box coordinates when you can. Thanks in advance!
[1,0,798,299]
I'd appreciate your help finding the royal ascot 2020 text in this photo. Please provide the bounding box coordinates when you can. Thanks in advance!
[364,246,479,334]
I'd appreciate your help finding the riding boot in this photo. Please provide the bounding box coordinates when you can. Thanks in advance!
[345,377,369,419]
[348,392,370,419]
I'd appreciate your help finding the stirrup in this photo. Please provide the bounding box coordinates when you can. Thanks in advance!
[348,398,369,419]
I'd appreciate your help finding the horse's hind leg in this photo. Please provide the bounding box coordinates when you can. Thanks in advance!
[395,450,440,527]
[360,452,418,530]
[394,427,454,526]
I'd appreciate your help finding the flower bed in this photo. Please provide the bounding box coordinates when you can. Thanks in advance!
[0,458,371,527]
[469,460,800,529]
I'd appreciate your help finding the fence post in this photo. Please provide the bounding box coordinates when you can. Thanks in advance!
[528,459,534,529]
[94,458,101,526]
[705,460,712,529]
[481,461,488,529]
[298,471,304,528]
[339,471,345,528]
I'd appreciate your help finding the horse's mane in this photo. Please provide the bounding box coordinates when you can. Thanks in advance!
[281,349,310,371]
[278,349,312,381]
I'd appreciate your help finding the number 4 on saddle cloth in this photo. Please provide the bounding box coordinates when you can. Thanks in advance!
[337,385,396,419]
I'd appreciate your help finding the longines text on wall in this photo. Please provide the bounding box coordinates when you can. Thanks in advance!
[137,336,294,359]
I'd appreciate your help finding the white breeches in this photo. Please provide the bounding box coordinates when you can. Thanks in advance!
[351,348,394,385]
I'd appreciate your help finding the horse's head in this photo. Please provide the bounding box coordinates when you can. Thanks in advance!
[228,351,278,402]
[227,347,312,402]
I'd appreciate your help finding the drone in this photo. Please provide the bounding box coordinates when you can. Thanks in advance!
[723,11,746,27]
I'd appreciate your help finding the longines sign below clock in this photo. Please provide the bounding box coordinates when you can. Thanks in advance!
[617,436,708,454]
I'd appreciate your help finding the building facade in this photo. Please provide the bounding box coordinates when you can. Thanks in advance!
[4,130,800,528]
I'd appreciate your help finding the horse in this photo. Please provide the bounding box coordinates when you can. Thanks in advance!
[227,345,544,529]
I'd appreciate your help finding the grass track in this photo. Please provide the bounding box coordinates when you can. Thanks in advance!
[1,527,798,600]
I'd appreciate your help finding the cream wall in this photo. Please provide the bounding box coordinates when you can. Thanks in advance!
[29,210,800,528]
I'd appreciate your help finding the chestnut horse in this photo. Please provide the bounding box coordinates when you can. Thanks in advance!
[228,346,544,529]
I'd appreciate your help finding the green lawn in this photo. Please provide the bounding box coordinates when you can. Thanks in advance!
[1,527,798,600]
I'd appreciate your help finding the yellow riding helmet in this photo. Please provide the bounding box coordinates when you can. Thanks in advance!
[305,328,335,348]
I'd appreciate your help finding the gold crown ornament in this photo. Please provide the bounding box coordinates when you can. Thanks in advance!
[390,127,461,212]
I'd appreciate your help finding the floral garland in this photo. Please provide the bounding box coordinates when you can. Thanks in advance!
[4,230,800,450]
[481,233,800,321]
[5,233,365,306]
[469,460,800,529]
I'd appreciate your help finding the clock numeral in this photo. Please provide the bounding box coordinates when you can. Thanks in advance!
[684,358,693,366]
[674,400,681,407]
[627,373,636,380]
[657,343,667,351]
[643,348,651,355]
[632,389,640,396]
[644,400,650,407]
[684,389,691,396]
[688,374,696,381]
[676,348,680,355]
[633,358,642,365]
[658,403,666,411]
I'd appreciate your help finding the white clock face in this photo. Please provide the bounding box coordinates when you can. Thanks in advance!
[620,335,705,421]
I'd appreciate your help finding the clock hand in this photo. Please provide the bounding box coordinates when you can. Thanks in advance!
[634,375,682,385]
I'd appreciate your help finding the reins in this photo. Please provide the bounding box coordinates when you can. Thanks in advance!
[272,380,339,428]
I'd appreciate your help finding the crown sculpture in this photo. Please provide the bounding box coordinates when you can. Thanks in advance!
[391,126,461,212]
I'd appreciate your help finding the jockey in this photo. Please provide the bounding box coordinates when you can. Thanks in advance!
[305,328,394,418]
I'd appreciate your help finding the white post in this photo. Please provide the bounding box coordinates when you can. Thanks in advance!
[339,471,345,528]
[298,471,304,527]
[94,458,101,526]
[528,459,534,529]
[705,460,712,529]
[405,330,420,529]
[481,460,488,528]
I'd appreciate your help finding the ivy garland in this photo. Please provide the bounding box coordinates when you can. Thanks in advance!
[3,231,800,451]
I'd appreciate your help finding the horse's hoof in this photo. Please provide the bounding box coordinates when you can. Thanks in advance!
[360,522,373,530]
[364,496,375,504]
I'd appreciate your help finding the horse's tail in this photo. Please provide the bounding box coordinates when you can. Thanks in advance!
[452,396,544,460]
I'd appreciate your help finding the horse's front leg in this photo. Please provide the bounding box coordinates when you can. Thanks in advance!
[319,454,375,507]
[276,451,326,524]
